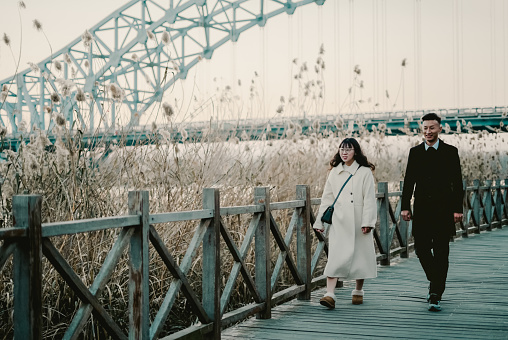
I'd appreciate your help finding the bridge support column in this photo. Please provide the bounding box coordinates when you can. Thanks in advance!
[296,185,311,300]
[255,187,271,319]
[128,191,150,340]
[13,195,43,340]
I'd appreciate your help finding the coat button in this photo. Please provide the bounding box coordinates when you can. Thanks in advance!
[350,192,353,195]
[351,200,353,203]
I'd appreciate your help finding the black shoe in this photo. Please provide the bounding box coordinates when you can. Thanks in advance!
[428,293,442,312]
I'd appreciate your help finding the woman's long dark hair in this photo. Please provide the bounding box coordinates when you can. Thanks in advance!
[330,138,375,170]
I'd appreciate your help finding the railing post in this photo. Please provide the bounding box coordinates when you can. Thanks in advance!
[399,181,409,258]
[505,179,508,222]
[12,195,42,340]
[128,191,150,340]
[378,182,390,265]
[485,180,493,231]
[296,185,311,300]
[202,188,221,339]
[254,187,271,319]
[473,179,481,234]
[462,180,469,238]
[495,179,503,229]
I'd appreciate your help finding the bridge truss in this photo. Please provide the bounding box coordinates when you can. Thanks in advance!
[0,0,325,135]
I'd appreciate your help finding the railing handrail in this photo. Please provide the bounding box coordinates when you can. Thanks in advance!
[0,179,507,339]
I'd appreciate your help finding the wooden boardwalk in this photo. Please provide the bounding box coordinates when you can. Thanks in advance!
[222,227,508,340]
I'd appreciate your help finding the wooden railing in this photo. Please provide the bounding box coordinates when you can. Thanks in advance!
[0,180,507,339]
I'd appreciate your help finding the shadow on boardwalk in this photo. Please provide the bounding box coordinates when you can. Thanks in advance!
[222,227,508,340]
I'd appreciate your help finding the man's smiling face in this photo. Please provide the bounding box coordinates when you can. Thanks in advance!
[422,119,442,145]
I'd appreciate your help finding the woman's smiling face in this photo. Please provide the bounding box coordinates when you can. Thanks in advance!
[339,143,355,165]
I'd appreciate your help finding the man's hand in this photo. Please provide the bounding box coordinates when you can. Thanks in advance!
[314,227,324,233]
[401,210,412,222]
[454,213,463,224]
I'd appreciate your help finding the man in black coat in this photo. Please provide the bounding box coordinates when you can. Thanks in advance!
[401,113,463,312]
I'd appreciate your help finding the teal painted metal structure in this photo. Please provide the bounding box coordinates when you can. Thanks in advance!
[1,106,506,154]
[0,0,325,135]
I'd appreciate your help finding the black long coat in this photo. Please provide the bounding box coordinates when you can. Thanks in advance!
[401,140,464,237]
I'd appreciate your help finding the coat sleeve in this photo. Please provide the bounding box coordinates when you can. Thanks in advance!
[313,171,335,230]
[401,148,416,212]
[361,170,377,228]
[450,147,464,213]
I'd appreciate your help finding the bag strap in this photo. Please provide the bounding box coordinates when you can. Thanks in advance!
[330,173,353,207]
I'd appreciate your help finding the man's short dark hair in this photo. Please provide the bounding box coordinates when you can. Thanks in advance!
[421,112,441,123]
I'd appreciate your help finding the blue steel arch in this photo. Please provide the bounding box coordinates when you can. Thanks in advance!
[0,0,326,134]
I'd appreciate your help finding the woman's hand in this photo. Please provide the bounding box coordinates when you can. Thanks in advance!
[314,228,324,233]
[361,227,372,234]
[401,210,412,221]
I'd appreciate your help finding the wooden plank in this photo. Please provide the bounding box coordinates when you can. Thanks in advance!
[310,274,326,287]
[310,208,329,275]
[12,195,42,340]
[150,209,214,224]
[397,182,410,258]
[149,226,211,324]
[151,220,210,338]
[42,239,127,340]
[387,200,399,248]
[255,187,271,320]
[42,215,140,237]
[221,209,264,314]
[296,185,311,300]
[494,180,504,225]
[387,191,402,197]
[222,226,508,340]
[221,302,266,327]
[271,285,306,306]
[128,191,150,340]
[219,213,262,312]
[310,198,321,206]
[159,323,213,340]
[0,240,15,271]
[220,205,263,216]
[271,210,297,291]
[377,182,391,265]
[269,215,302,286]
[64,227,134,340]
[202,188,221,339]
[219,218,260,316]
[472,179,481,233]
[269,200,305,211]
[0,227,26,239]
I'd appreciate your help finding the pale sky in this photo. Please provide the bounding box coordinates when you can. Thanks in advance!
[0,0,506,123]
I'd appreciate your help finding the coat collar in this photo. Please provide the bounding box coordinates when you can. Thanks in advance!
[424,139,440,151]
[337,160,361,175]
[419,138,445,151]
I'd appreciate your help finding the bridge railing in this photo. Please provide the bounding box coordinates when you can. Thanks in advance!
[0,179,507,339]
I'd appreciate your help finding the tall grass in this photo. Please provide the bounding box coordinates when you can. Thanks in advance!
[0,121,507,338]
[1,10,507,335]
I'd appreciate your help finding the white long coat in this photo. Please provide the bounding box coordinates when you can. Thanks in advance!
[313,161,378,280]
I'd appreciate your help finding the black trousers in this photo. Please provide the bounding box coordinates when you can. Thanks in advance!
[414,229,450,298]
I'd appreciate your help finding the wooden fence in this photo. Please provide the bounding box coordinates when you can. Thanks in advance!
[0,179,507,339]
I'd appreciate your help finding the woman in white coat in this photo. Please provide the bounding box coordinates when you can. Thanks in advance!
[313,138,377,309]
